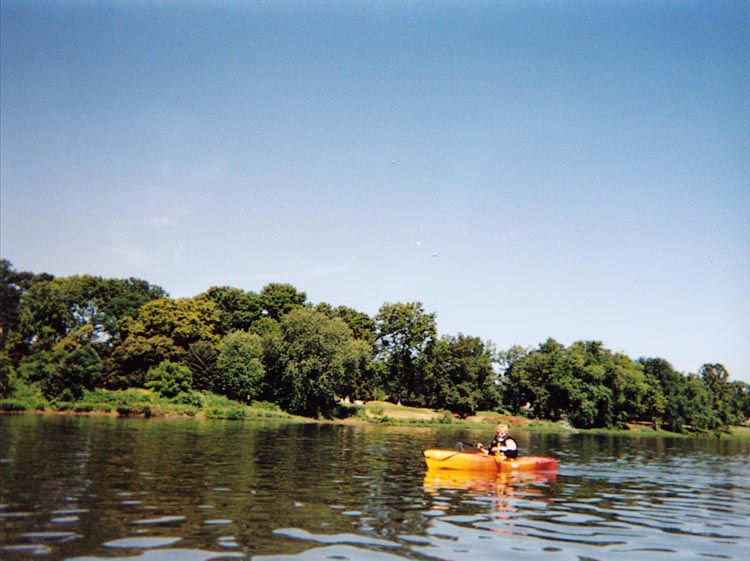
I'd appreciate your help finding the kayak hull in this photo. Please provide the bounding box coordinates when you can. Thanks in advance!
[423,449,557,473]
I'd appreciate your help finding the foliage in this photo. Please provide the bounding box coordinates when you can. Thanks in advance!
[501,342,741,431]
[183,341,219,392]
[0,259,36,355]
[264,307,362,417]
[429,334,499,416]
[316,303,377,345]
[109,297,220,387]
[259,283,308,321]
[145,361,194,399]
[198,286,263,335]
[375,302,437,406]
[0,261,747,431]
[215,331,265,403]
[0,352,16,398]
[17,344,101,401]
[10,270,165,354]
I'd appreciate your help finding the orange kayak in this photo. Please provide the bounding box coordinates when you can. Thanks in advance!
[423,449,557,473]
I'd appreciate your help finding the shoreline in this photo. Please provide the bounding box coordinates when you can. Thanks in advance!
[3,401,748,439]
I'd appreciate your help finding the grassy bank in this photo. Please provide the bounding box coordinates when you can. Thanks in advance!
[0,387,296,421]
[2,391,747,438]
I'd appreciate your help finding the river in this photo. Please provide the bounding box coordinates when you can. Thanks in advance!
[1,415,748,561]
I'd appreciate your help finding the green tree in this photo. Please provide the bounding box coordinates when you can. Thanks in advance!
[430,334,499,416]
[700,363,732,429]
[145,361,193,399]
[728,381,750,424]
[183,342,219,392]
[96,277,168,339]
[684,373,721,431]
[555,342,612,428]
[18,277,70,351]
[109,297,220,387]
[0,352,15,397]
[199,286,263,335]
[336,337,377,403]
[264,308,357,417]
[259,283,308,321]
[375,302,437,405]
[17,344,101,401]
[0,259,35,355]
[215,331,265,402]
[55,346,102,400]
[502,338,568,420]
[316,303,376,346]
[639,357,687,429]
[16,273,166,354]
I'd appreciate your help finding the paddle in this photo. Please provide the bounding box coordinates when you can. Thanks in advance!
[456,441,482,452]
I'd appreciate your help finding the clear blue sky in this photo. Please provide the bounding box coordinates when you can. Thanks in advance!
[2,1,748,382]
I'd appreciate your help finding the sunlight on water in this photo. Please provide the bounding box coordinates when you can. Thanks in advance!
[1,416,749,561]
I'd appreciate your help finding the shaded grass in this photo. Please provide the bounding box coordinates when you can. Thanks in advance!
[1,384,293,421]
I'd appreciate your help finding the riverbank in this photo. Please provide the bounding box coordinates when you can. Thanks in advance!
[337,401,750,439]
[3,394,748,439]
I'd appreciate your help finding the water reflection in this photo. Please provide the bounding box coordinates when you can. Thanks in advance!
[1,415,749,561]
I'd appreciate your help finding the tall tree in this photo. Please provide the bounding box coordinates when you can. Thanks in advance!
[430,334,499,416]
[375,302,437,406]
[700,363,732,429]
[639,357,686,429]
[215,331,265,402]
[109,297,220,387]
[199,286,263,335]
[0,259,35,355]
[263,308,359,417]
[259,283,308,321]
[16,274,166,353]
[316,303,377,346]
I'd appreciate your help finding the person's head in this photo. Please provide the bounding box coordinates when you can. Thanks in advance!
[495,424,509,437]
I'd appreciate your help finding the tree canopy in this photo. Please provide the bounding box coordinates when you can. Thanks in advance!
[1,260,747,429]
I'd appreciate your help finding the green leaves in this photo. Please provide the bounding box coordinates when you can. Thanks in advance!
[215,331,265,403]
[375,302,437,405]
[264,308,364,417]
[429,334,498,416]
[2,260,748,427]
[145,361,193,399]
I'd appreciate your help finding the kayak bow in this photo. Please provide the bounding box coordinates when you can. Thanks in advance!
[423,449,557,473]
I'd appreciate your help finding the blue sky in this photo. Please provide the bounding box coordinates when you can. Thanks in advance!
[2,1,748,382]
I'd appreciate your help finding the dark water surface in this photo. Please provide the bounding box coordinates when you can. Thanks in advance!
[1,415,748,561]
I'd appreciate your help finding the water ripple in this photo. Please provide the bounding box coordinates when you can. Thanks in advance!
[252,544,410,561]
[274,527,400,548]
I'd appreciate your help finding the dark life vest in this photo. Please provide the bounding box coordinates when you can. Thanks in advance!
[490,435,519,458]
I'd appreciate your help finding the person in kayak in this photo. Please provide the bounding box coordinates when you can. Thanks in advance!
[476,424,518,458]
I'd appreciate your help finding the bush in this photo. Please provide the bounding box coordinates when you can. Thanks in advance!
[251,400,281,411]
[172,391,204,408]
[145,361,193,399]
[204,405,246,420]
[331,403,360,419]
[117,403,153,417]
[0,353,16,398]
[0,399,28,411]
[73,403,95,413]
[3,379,48,411]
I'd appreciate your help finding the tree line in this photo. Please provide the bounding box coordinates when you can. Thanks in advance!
[1,259,748,431]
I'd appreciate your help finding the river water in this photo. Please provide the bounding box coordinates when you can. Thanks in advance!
[1,415,748,561]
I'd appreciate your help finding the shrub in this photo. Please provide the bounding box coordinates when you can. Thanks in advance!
[0,399,28,411]
[145,361,193,399]
[172,391,204,408]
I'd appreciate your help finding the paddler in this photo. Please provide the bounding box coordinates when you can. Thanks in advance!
[476,424,518,458]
